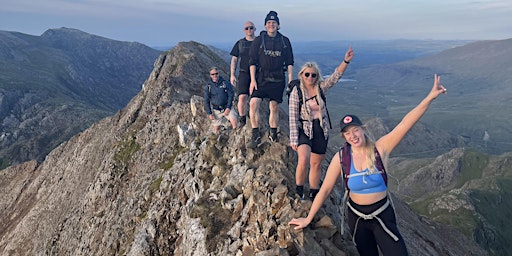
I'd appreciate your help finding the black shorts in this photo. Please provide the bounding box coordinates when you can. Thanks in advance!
[237,71,250,95]
[298,119,327,154]
[250,80,285,103]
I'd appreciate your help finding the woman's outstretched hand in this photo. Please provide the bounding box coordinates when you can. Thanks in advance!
[288,217,310,230]
[344,46,354,63]
[429,74,447,100]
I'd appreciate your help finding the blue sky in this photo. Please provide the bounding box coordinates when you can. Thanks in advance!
[1,0,511,47]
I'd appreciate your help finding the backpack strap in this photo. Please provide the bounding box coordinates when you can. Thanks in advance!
[238,38,244,56]
[288,80,332,128]
[375,148,388,185]
[340,142,388,190]
[338,144,351,236]
[319,88,332,129]
[340,142,352,191]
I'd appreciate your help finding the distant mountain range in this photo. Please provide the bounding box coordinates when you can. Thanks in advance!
[0,28,161,167]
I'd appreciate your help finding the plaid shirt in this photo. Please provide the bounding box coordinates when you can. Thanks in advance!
[289,69,344,146]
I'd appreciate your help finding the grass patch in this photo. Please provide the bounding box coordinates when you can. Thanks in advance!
[470,178,512,254]
[0,158,11,170]
[410,194,477,237]
[113,132,141,170]
[457,150,487,188]
[159,145,185,170]
[149,176,163,195]
[190,196,232,253]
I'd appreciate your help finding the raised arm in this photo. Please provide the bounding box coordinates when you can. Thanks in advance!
[376,74,447,157]
[335,46,354,74]
[321,46,355,91]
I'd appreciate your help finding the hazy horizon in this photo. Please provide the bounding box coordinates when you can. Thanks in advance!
[1,1,511,47]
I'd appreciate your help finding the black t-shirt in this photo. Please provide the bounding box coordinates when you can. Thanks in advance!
[249,31,294,73]
[230,38,253,72]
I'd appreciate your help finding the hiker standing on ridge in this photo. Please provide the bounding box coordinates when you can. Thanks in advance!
[290,74,448,255]
[247,10,294,148]
[204,67,238,133]
[230,21,256,128]
[290,47,354,201]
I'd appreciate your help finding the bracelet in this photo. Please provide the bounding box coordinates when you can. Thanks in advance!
[344,60,350,64]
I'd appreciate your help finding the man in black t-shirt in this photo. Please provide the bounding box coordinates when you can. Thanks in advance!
[247,11,294,148]
[230,21,256,127]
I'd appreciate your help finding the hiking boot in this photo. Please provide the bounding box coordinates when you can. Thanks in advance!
[246,135,261,149]
[268,131,278,142]
[296,185,305,200]
[309,189,319,201]
[239,116,246,128]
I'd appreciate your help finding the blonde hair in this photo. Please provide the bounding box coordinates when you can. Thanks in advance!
[363,132,378,173]
[297,62,325,122]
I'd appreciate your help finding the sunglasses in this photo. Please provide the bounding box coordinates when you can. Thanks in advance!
[210,72,219,76]
[304,72,317,78]
[244,26,255,31]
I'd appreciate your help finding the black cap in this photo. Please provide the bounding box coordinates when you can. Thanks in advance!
[265,11,280,25]
[340,114,363,132]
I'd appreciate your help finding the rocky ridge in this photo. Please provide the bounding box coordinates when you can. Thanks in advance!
[0,41,486,255]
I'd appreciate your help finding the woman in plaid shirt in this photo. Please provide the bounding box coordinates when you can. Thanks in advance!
[289,46,354,200]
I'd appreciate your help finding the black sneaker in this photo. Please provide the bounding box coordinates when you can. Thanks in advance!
[239,116,246,128]
[246,136,261,149]
[268,131,278,142]
[296,185,305,200]
[309,189,319,201]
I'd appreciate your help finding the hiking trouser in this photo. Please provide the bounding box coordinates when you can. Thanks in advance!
[347,197,408,256]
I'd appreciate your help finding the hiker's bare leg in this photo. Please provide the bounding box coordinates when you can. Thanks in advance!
[269,100,279,128]
[296,144,311,185]
[249,97,261,128]
[238,94,248,117]
[309,153,325,189]
[229,113,238,129]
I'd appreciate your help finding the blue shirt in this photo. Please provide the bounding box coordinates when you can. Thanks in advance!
[347,155,387,194]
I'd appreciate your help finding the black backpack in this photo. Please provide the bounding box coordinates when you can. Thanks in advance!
[287,79,332,129]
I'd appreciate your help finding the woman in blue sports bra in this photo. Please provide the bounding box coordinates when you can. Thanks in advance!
[290,74,447,256]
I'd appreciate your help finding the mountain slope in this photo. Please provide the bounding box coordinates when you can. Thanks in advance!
[386,149,512,255]
[0,28,161,167]
[0,41,485,255]
[326,38,512,155]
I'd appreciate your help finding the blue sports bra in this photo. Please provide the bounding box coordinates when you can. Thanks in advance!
[347,155,387,194]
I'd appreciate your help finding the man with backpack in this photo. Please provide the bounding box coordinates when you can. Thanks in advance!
[246,10,294,148]
[230,21,256,128]
[204,67,238,133]
[290,74,448,255]
[289,47,354,200]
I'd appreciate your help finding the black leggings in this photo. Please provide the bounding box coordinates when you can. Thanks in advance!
[347,197,408,256]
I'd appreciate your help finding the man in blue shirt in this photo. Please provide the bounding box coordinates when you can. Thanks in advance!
[204,67,238,133]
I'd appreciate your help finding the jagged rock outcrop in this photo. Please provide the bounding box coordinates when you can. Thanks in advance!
[0,41,486,255]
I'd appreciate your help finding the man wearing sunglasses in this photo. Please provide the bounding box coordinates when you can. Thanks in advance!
[247,10,294,148]
[230,21,256,128]
[204,67,238,133]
